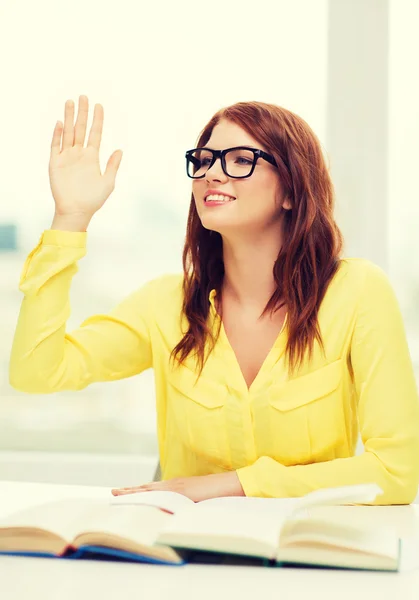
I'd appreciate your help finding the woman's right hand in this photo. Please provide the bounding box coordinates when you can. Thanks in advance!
[48,95,123,220]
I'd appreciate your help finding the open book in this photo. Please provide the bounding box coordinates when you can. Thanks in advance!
[0,483,413,570]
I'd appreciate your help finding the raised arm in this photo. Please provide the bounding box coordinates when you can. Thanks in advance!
[9,95,154,393]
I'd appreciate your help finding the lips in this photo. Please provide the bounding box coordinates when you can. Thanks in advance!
[204,194,236,203]
[204,190,236,202]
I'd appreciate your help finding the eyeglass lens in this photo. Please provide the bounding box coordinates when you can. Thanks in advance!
[187,148,255,178]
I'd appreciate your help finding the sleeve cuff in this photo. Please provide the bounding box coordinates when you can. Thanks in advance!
[236,464,263,497]
[18,229,87,293]
[42,229,87,248]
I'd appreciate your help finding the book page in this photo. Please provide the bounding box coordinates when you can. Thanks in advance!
[71,502,172,548]
[110,490,195,513]
[289,483,384,517]
[198,496,304,517]
[276,543,398,571]
[279,516,399,559]
[0,498,103,543]
[197,484,383,517]
[157,505,281,559]
[301,505,419,572]
[0,498,170,547]
[113,492,304,516]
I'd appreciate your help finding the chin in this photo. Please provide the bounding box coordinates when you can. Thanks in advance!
[198,207,248,236]
[200,218,234,236]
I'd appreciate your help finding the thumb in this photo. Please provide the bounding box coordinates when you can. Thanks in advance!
[104,150,123,185]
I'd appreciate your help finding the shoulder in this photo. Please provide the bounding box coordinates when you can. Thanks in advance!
[338,257,392,290]
[133,272,184,305]
[118,273,184,324]
[334,257,398,308]
[338,256,384,277]
[144,272,184,294]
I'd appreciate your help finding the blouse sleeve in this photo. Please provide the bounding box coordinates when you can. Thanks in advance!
[9,229,153,393]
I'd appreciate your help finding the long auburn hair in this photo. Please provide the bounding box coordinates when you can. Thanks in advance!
[170,101,344,377]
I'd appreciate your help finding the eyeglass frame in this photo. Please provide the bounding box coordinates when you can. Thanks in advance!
[185,146,278,179]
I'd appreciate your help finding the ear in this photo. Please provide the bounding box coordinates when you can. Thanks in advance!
[282,197,292,210]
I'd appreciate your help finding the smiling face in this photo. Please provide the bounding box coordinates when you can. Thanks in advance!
[192,119,291,237]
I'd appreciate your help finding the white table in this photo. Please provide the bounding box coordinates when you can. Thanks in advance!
[1,480,419,600]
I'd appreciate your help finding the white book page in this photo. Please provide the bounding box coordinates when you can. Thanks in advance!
[0,498,170,547]
[111,484,382,518]
[110,490,195,513]
[290,483,383,517]
[198,496,305,517]
[276,544,398,571]
[280,516,399,559]
[113,494,303,517]
[71,503,172,548]
[399,535,419,571]
[0,498,108,542]
[303,505,419,572]
[158,504,281,555]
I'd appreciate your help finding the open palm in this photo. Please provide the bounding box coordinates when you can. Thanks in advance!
[48,95,122,218]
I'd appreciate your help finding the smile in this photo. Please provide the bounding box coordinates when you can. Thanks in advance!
[204,194,236,203]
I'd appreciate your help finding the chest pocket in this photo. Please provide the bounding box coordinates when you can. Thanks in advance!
[266,358,345,464]
[167,366,231,469]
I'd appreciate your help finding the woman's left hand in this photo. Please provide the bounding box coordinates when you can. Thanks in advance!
[111,471,245,502]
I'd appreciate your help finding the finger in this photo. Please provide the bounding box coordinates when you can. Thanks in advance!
[87,103,104,151]
[104,150,123,188]
[74,95,89,147]
[111,484,152,495]
[112,489,140,496]
[114,485,149,491]
[51,121,63,157]
[112,488,153,496]
[111,487,140,494]
[62,99,75,150]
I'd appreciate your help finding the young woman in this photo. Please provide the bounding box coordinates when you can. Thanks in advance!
[9,95,419,505]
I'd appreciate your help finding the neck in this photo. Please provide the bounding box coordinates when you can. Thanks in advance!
[220,228,284,314]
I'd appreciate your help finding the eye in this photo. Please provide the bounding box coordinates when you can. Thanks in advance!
[235,156,253,165]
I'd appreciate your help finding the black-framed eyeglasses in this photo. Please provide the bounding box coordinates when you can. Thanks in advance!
[185,146,277,179]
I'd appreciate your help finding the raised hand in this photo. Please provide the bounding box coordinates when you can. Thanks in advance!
[49,95,123,221]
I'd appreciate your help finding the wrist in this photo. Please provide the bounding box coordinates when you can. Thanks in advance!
[210,471,246,497]
[50,212,93,232]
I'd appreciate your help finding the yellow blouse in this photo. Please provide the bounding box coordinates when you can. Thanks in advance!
[9,229,419,504]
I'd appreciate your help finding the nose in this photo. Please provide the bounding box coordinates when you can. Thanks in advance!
[205,156,228,183]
